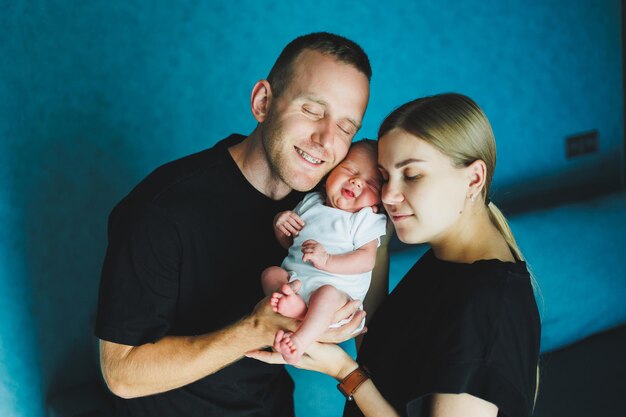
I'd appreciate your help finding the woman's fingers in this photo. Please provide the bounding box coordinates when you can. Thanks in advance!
[320,308,366,344]
[332,299,362,323]
[246,340,356,381]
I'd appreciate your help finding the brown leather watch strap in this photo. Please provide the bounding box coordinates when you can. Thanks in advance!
[337,367,370,401]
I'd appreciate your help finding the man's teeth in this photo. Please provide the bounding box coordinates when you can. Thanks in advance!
[297,148,322,164]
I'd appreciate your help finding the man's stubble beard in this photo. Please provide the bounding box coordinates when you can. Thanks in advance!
[261,111,326,193]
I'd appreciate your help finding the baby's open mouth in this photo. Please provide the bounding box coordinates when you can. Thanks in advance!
[341,188,355,199]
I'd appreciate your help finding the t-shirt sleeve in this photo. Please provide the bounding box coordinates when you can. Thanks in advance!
[95,202,181,346]
[293,191,319,216]
[406,275,540,417]
[350,209,387,249]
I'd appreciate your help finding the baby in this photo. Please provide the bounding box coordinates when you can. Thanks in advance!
[261,140,387,364]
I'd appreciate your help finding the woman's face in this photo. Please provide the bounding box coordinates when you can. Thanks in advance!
[378,128,471,245]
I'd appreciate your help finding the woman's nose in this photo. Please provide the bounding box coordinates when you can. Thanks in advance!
[381,182,403,205]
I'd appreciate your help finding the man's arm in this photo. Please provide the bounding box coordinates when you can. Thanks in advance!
[100,297,366,399]
[100,299,296,399]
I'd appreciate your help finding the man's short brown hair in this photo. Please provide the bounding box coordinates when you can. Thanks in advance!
[267,32,372,99]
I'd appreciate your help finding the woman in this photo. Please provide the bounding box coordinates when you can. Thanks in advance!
[247,93,541,417]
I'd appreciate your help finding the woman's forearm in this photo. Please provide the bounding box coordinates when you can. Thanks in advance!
[334,364,399,417]
[350,380,400,417]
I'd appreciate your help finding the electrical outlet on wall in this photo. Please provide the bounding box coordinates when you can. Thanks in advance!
[566,130,599,159]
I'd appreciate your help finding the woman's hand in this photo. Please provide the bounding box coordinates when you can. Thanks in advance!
[321,299,367,343]
[246,332,359,380]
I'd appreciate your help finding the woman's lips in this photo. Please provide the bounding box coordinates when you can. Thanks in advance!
[391,214,413,222]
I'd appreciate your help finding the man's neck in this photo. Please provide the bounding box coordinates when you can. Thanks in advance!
[228,130,293,200]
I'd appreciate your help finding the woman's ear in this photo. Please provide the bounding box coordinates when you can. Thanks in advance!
[467,159,487,199]
[250,80,272,123]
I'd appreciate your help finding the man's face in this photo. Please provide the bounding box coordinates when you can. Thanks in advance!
[261,49,370,192]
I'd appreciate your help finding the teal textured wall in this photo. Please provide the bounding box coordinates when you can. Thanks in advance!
[0,1,622,416]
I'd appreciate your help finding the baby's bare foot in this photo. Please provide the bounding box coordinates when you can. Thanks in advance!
[269,292,283,312]
[274,284,307,319]
[279,332,305,365]
[272,330,289,357]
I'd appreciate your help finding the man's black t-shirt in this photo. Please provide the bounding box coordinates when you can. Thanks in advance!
[95,134,304,416]
[344,249,541,417]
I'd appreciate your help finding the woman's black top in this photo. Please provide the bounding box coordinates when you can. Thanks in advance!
[344,249,541,417]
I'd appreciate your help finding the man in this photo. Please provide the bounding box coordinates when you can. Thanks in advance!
[95,32,384,416]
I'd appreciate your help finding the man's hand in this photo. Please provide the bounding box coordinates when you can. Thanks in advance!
[301,239,330,270]
[250,294,301,347]
[274,210,305,237]
[99,296,303,399]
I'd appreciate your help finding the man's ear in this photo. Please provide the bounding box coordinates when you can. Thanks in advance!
[250,80,272,123]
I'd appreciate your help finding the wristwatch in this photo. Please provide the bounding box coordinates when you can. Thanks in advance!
[337,367,370,401]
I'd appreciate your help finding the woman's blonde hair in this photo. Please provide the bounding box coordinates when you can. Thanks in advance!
[378,93,524,261]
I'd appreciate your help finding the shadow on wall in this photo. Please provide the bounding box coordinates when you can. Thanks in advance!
[492,151,622,215]
[9,108,141,403]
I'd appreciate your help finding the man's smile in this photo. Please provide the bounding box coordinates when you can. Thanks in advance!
[295,147,324,165]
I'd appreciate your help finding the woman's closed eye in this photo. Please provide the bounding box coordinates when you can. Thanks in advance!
[405,173,422,181]
[402,169,423,181]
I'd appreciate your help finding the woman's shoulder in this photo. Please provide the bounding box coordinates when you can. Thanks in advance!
[411,252,535,318]
[459,259,536,314]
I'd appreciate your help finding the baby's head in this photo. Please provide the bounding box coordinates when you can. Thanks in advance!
[324,139,382,213]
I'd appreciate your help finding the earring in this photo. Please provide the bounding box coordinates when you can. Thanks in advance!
[469,194,476,202]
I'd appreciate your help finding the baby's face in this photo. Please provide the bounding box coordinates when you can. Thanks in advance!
[325,145,382,213]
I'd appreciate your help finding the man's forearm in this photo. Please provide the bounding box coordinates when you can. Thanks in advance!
[101,304,292,399]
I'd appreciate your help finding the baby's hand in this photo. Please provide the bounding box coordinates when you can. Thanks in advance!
[274,211,305,237]
[301,239,330,270]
